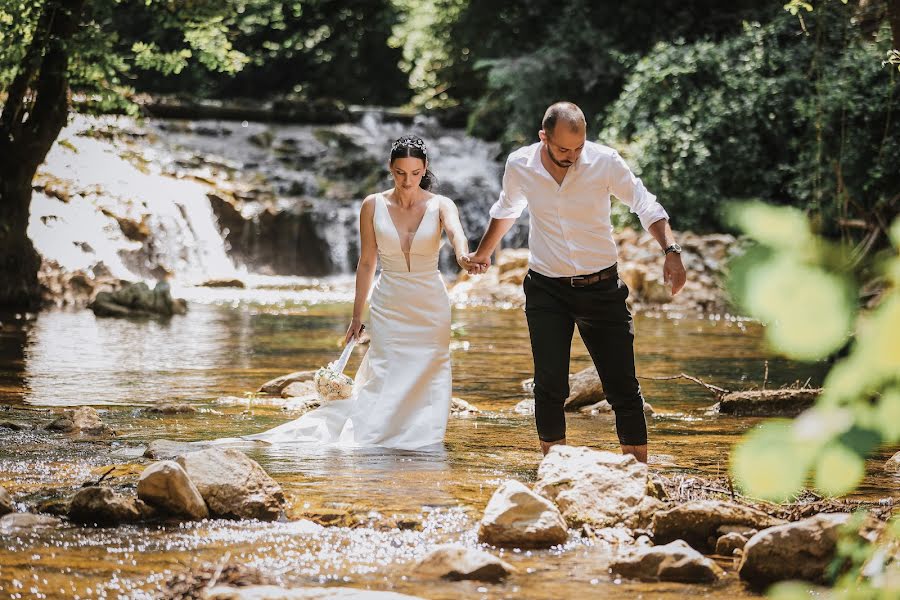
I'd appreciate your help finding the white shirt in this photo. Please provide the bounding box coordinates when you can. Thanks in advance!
[489,141,669,278]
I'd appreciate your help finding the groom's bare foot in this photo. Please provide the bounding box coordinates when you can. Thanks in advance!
[540,437,566,455]
[621,444,648,463]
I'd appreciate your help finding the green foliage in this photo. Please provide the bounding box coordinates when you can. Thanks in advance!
[601,0,899,233]
[728,202,899,504]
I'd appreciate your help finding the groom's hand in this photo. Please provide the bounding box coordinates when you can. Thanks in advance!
[464,252,491,275]
[663,253,686,295]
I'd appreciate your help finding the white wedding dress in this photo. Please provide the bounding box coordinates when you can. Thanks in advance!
[244,193,453,450]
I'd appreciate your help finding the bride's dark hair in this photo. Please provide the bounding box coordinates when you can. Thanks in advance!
[390,135,436,191]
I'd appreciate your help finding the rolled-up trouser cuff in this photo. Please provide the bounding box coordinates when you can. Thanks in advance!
[615,410,648,446]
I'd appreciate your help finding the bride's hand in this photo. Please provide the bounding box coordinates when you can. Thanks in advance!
[344,318,364,345]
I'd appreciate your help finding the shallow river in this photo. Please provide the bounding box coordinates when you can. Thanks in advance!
[1,284,896,599]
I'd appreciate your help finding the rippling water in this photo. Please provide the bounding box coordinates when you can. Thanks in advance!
[1,285,897,599]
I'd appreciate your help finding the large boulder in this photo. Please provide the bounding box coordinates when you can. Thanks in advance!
[69,486,155,525]
[177,449,284,521]
[533,446,648,528]
[478,480,568,548]
[738,513,852,588]
[652,500,786,552]
[413,544,515,582]
[89,281,187,318]
[137,460,208,520]
[610,539,725,583]
[0,485,12,516]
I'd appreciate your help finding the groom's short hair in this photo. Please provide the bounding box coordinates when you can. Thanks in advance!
[542,102,586,135]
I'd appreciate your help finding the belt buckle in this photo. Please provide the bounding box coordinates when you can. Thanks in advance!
[570,275,586,287]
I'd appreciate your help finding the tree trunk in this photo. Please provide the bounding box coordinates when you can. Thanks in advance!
[0,0,85,312]
[888,0,900,50]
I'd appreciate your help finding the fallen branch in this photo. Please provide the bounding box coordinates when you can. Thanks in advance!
[637,373,731,398]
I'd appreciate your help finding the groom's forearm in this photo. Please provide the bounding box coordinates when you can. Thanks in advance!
[474,218,515,258]
[647,218,676,251]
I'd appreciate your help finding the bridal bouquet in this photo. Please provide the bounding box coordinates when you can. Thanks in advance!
[314,364,354,401]
[313,329,363,401]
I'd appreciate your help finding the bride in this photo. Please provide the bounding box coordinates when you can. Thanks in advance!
[243,135,481,450]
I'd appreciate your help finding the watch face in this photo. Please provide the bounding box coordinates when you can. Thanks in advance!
[666,244,682,254]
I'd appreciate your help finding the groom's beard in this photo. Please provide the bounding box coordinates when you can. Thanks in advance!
[546,145,573,168]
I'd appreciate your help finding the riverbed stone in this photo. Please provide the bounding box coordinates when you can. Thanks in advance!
[715,532,749,555]
[885,451,900,472]
[258,371,317,395]
[413,544,515,582]
[739,513,853,588]
[611,539,724,583]
[514,398,534,415]
[0,512,62,535]
[46,406,112,435]
[144,439,207,459]
[450,397,480,416]
[204,586,427,599]
[177,448,284,521]
[137,460,208,520]
[478,479,568,548]
[144,403,198,415]
[563,367,606,410]
[69,486,155,525]
[533,446,648,528]
[281,380,318,399]
[712,388,822,417]
[0,485,13,516]
[579,399,655,417]
[652,499,786,552]
[90,281,186,318]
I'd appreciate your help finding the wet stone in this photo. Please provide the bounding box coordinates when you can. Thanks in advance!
[144,439,206,460]
[144,403,199,415]
[205,586,428,599]
[885,451,900,473]
[0,421,31,431]
[610,539,725,583]
[715,532,749,555]
[413,544,516,582]
[478,479,568,549]
[651,499,786,552]
[0,512,62,535]
[137,460,209,520]
[0,485,13,516]
[69,486,155,525]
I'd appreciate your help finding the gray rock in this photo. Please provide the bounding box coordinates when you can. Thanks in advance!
[137,460,208,520]
[280,380,317,399]
[715,532,748,555]
[144,439,206,459]
[564,367,606,411]
[205,586,427,600]
[885,451,900,473]
[46,407,111,435]
[0,485,13,516]
[579,399,654,417]
[450,397,480,416]
[69,486,155,525]
[738,513,852,588]
[0,513,61,535]
[713,388,821,417]
[652,500,786,552]
[478,480,568,548]
[534,445,648,528]
[258,371,317,395]
[413,544,515,582]
[177,448,284,521]
[513,398,534,415]
[0,421,31,431]
[611,539,725,583]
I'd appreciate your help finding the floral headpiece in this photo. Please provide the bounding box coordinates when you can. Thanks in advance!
[391,135,427,156]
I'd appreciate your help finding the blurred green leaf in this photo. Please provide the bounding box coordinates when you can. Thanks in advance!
[732,421,811,501]
[813,443,865,497]
[729,202,814,252]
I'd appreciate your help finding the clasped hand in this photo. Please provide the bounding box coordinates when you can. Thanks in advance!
[457,253,490,275]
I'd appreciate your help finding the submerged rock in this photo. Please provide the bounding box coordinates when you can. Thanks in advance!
[89,281,187,318]
[478,479,568,548]
[137,460,208,520]
[533,446,648,528]
[0,512,61,535]
[144,439,206,460]
[450,397,480,416]
[205,586,427,599]
[177,448,284,521]
[652,500,786,552]
[738,513,852,588]
[144,403,198,415]
[69,486,155,525]
[0,485,13,516]
[579,399,654,417]
[715,532,749,555]
[513,398,534,415]
[413,544,515,582]
[610,539,724,583]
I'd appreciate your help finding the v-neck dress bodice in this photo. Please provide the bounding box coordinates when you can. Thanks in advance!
[241,191,453,450]
[374,193,442,273]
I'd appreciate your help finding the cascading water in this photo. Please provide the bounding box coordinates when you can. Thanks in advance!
[29,110,529,292]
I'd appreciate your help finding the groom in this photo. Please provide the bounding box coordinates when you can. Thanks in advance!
[468,102,686,463]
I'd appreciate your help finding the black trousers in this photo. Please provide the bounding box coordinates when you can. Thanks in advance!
[523,268,648,446]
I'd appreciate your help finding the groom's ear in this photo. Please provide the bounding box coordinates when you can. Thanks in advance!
[538,129,547,143]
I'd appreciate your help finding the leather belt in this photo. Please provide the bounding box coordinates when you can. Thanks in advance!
[555,264,618,287]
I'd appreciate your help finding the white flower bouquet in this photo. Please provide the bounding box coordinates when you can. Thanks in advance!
[313,328,363,401]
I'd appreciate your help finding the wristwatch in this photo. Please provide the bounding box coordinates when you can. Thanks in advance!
[664,243,682,256]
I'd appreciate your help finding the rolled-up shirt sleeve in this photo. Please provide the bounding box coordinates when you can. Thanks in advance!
[607,151,668,231]
[489,158,528,220]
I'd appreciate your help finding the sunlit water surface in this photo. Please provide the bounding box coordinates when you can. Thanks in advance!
[1,282,897,599]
